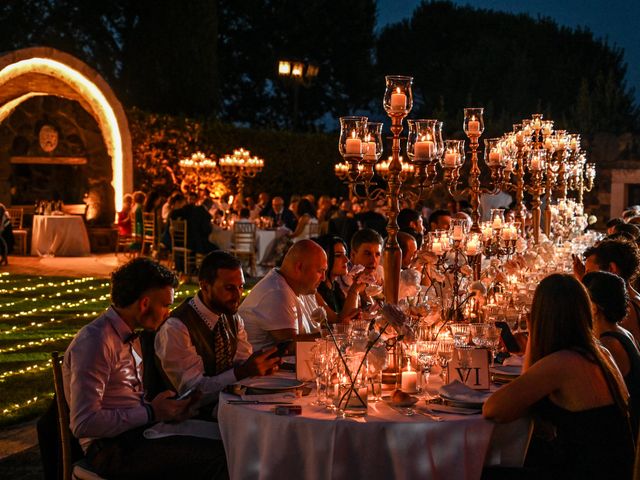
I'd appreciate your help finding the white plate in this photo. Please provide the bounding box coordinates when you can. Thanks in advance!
[239,377,304,391]
[383,395,419,407]
[489,365,521,376]
[441,397,484,409]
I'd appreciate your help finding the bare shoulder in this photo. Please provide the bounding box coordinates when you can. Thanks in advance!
[531,350,587,373]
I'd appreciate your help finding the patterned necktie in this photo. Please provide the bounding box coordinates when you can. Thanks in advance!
[212,315,233,374]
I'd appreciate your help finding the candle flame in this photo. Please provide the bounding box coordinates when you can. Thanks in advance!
[396,87,401,94]
[351,130,356,139]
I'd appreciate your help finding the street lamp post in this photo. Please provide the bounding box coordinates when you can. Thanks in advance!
[277,59,319,130]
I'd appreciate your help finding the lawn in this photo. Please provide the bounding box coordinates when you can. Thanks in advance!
[0,273,198,427]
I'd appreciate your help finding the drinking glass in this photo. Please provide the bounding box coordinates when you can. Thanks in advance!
[310,346,327,406]
[470,323,488,348]
[485,325,501,366]
[449,323,470,347]
[438,339,455,383]
[416,340,439,398]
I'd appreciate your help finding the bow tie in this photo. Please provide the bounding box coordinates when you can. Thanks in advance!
[124,330,141,344]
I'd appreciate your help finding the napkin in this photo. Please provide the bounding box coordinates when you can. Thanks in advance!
[239,392,298,402]
[503,355,524,367]
[439,380,492,403]
[143,419,221,440]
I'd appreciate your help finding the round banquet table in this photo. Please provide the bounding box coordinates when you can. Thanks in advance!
[31,214,91,257]
[209,228,279,264]
[218,381,531,480]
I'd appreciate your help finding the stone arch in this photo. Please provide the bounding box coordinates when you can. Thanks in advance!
[0,46,133,211]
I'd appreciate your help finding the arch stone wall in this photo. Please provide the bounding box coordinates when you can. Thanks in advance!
[0,47,133,211]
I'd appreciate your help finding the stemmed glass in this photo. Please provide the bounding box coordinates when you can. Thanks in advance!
[470,323,488,348]
[438,339,454,384]
[485,325,501,367]
[310,345,327,406]
[416,340,439,398]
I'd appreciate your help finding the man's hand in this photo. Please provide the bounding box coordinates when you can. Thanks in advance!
[151,390,192,423]
[234,347,281,380]
[337,308,360,323]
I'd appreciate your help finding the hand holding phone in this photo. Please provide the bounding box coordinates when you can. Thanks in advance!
[268,340,293,359]
[173,387,195,401]
[495,321,522,354]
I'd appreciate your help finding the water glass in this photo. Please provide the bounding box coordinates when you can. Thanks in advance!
[449,323,470,347]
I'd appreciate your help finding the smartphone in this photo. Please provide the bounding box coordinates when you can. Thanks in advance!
[494,321,522,353]
[268,340,293,359]
[173,387,195,401]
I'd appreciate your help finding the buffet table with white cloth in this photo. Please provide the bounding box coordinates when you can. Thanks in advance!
[31,214,91,257]
[218,382,530,480]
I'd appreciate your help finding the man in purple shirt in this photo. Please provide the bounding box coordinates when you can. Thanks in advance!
[63,258,227,478]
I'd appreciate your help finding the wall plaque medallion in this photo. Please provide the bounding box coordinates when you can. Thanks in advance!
[38,124,59,153]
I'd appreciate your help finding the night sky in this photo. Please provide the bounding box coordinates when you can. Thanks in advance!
[377,0,640,104]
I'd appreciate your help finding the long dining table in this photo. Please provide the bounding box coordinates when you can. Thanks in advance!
[218,374,531,480]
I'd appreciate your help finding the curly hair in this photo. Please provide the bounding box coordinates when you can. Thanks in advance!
[582,271,629,324]
[111,258,178,308]
[585,238,640,283]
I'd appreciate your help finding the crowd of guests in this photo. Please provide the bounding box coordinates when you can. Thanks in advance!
[58,194,640,479]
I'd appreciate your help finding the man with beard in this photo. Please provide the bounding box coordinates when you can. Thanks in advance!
[155,251,280,408]
[397,208,424,248]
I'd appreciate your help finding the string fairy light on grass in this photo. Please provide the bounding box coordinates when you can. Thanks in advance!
[0,333,75,354]
[1,393,53,416]
[0,360,51,382]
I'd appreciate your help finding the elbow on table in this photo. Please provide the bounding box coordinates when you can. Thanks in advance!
[482,401,520,424]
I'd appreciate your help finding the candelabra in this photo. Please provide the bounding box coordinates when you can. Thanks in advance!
[218,148,264,204]
[479,209,519,259]
[178,151,218,194]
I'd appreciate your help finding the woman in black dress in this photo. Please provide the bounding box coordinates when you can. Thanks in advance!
[483,273,634,479]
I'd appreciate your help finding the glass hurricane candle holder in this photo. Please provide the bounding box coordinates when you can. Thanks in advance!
[463,108,484,137]
[527,149,546,172]
[568,133,581,153]
[542,120,554,137]
[363,122,384,163]
[383,75,413,116]
[407,119,438,163]
[490,208,505,230]
[434,121,445,159]
[339,116,367,157]
[450,218,469,242]
[531,113,543,131]
[484,138,506,168]
[464,232,482,256]
[441,140,465,168]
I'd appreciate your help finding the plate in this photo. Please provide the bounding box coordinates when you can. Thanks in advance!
[489,365,521,376]
[238,377,304,392]
[439,395,485,409]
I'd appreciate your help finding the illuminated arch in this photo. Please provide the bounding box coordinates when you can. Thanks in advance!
[0,47,133,211]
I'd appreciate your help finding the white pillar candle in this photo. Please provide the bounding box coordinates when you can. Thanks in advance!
[544,138,553,150]
[444,152,458,166]
[488,150,502,165]
[363,141,377,160]
[401,365,418,393]
[390,89,407,111]
[466,239,479,255]
[414,140,434,160]
[492,215,503,229]
[432,241,442,255]
[452,225,464,241]
[467,119,480,134]
[345,138,362,154]
[530,157,541,170]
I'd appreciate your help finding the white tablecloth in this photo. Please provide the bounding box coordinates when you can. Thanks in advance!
[209,228,278,264]
[218,386,530,480]
[31,215,90,257]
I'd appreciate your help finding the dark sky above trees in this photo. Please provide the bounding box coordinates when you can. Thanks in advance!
[1,0,637,134]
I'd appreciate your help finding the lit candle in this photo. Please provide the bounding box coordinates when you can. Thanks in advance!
[401,363,418,393]
[530,157,541,170]
[492,215,503,229]
[488,149,502,166]
[466,238,479,255]
[452,225,464,241]
[444,152,458,167]
[345,131,362,154]
[363,141,377,160]
[414,135,434,160]
[467,116,480,134]
[544,138,553,150]
[390,88,407,111]
[432,241,443,255]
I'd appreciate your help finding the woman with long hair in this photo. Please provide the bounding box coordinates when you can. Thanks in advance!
[314,235,362,323]
[288,198,318,242]
[483,273,634,478]
[583,270,640,436]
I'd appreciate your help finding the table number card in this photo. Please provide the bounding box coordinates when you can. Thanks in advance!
[447,348,490,390]
[296,341,316,382]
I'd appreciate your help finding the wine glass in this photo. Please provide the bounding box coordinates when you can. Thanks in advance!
[449,323,470,347]
[438,339,454,384]
[416,340,439,399]
[310,343,327,406]
[470,323,488,348]
[485,325,501,367]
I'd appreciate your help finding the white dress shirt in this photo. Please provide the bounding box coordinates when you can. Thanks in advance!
[155,295,252,404]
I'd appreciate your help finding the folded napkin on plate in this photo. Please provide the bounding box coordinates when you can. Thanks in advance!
[439,380,492,403]
[503,355,524,366]
[239,392,298,402]
[143,419,221,440]
[427,404,481,415]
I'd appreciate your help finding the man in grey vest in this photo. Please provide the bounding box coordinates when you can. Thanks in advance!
[155,251,280,409]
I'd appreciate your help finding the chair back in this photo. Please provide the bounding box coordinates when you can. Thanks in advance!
[308,220,320,238]
[51,351,73,480]
[142,212,155,241]
[233,222,256,252]
[7,207,23,229]
[170,219,188,250]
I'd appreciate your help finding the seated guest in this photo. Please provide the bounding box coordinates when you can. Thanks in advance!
[608,221,640,242]
[583,271,640,435]
[171,196,217,255]
[342,228,384,306]
[577,238,640,344]
[155,251,280,411]
[397,231,418,269]
[287,198,318,242]
[397,208,424,248]
[428,209,452,232]
[314,235,363,321]
[483,274,634,479]
[63,258,227,479]
[606,217,626,236]
[235,207,252,223]
[328,200,358,246]
[240,240,327,351]
[116,193,133,237]
[264,196,297,231]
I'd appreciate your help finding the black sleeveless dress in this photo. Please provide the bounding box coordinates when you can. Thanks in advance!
[601,329,640,436]
[535,397,634,479]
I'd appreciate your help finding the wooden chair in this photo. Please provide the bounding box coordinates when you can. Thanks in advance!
[7,207,28,255]
[140,212,156,256]
[115,231,133,256]
[170,219,194,275]
[51,351,104,480]
[231,222,257,276]
[308,220,320,238]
